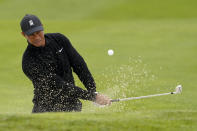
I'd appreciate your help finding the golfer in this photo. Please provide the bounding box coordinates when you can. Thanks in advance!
[20,14,111,113]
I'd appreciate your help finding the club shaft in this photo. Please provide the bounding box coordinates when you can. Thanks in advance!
[111,92,175,102]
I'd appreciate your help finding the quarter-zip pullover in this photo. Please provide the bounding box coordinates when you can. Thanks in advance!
[22,33,96,113]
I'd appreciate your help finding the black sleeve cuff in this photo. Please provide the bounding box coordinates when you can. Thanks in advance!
[87,91,97,101]
[73,86,97,101]
[81,91,97,101]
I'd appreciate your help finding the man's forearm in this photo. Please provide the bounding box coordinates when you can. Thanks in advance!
[69,86,96,101]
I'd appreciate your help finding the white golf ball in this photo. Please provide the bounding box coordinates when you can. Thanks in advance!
[108,49,114,56]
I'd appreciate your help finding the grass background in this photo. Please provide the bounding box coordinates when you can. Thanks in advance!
[0,0,197,130]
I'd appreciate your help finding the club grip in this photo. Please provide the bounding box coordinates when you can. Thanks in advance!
[110,99,120,102]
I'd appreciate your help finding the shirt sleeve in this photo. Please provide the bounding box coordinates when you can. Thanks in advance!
[22,54,96,101]
[57,33,97,93]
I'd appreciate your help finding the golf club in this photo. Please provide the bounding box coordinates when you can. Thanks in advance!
[110,85,182,102]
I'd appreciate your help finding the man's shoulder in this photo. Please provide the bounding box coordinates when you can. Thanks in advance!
[45,33,70,47]
[45,33,68,39]
[22,44,38,63]
[22,46,32,61]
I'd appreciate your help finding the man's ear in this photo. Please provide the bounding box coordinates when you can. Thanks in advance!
[21,32,25,37]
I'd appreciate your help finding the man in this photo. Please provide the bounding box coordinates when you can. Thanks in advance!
[20,14,111,113]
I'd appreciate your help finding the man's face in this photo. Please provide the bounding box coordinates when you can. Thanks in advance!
[22,31,45,47]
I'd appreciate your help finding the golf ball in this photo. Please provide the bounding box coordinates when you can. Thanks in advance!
[108,49,114,56]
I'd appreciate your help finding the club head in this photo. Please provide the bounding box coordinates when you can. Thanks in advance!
[175,85,182,94]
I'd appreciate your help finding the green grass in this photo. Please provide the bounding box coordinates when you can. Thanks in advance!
[0,0,197,130]
[1,111,196,131]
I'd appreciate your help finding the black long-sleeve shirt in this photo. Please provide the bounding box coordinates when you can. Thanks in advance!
[22,33,96,112]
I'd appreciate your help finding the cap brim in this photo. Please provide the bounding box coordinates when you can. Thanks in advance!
[25,26,44,35]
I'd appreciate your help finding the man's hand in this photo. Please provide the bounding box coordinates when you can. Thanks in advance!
[94,93,111,106]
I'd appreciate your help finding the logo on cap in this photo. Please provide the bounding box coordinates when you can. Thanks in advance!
[29,20,34,26]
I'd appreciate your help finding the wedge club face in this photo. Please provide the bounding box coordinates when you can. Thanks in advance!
[174,85,182,94]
